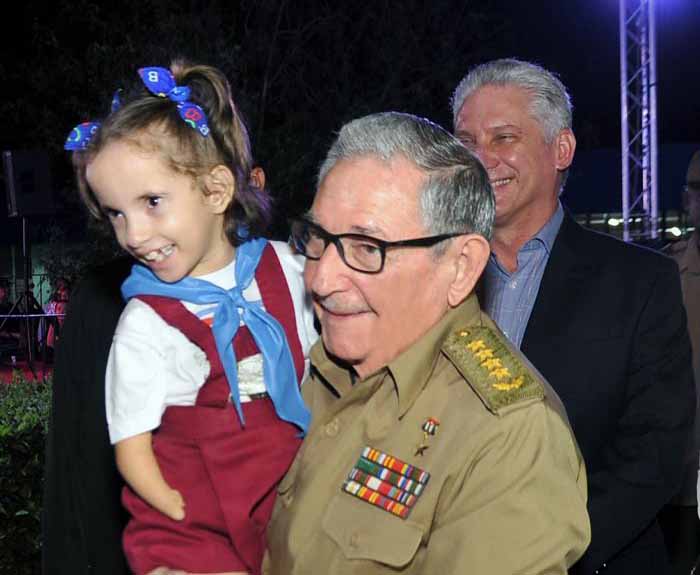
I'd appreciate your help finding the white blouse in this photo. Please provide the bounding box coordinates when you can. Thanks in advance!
[106,241,317,444]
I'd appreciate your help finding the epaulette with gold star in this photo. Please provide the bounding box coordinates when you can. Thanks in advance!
[443,325,544,413]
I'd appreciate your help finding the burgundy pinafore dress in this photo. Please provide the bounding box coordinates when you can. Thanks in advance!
[122,245,305,575]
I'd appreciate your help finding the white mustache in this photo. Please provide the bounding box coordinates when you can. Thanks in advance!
[314,294,370,315]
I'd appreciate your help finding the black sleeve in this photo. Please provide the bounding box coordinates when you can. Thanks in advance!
[42,259,132,575]
[575,259,696,573]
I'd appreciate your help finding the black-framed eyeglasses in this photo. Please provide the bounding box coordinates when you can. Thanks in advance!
[289,217,463,274]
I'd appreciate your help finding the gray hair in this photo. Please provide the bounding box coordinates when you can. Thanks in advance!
[317,112,495,241]
[451,58,572,143]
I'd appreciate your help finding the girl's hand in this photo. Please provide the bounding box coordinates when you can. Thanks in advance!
[159,487,186,521]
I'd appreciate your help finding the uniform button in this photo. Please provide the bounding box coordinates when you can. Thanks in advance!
[349,532,360,549]
[324,418,340,437]
[282,491,294,507]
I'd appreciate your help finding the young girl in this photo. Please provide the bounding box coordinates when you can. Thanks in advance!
[66,61,316,575]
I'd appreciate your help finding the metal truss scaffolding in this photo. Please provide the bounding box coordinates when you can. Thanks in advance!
[619,0,658,242]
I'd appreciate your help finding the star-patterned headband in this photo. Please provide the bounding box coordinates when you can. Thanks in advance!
[138,67,210,137]
[64,90,121,151]
[64,66,210,151]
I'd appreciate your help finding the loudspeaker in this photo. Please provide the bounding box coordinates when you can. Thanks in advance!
[3,150,54,218]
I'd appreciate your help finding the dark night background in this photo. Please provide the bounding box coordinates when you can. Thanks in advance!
[0,4,697,572]
[1,0,698,277]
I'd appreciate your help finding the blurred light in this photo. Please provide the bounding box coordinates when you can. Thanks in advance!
[668,227,682,237]
[608,218,620,227]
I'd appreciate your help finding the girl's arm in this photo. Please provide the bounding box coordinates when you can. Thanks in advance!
[115,432,185,521]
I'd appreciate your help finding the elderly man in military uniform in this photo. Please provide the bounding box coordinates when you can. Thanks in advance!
[263,112,590,574]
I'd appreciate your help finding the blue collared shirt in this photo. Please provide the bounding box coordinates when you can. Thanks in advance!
[481,202,564,349]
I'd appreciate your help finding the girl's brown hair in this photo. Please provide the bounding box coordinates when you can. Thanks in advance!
[75,60,270,245]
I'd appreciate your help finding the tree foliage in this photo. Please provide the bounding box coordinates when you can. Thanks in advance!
[0,373,51,575]
[2,1,500,247]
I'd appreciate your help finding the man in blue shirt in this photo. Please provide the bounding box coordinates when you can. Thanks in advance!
[452,58,695,575]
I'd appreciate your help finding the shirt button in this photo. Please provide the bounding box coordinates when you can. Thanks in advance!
[349,532,360,549]
[324,418,340,437]
[282,491,294,507]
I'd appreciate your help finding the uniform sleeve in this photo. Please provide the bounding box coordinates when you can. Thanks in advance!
[575,262,696,574]
[423,403,591,575]
[106,300,168,444]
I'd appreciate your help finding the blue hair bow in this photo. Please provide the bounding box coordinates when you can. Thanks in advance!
[138,67,210,137]
[64,89,122,151]
[64,122,101,151]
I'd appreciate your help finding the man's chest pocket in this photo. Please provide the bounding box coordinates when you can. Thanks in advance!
[321,492,423,568]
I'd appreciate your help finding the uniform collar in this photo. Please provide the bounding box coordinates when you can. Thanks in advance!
[309,293,483,418]
[309,341,358,399]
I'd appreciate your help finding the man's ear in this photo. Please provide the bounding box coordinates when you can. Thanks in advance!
[555,128,576,172]
[447,234,490,308]
[203,165,235,214]
[250,166,266,190]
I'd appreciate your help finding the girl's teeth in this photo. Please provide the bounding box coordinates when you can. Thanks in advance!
[144,245,173,262]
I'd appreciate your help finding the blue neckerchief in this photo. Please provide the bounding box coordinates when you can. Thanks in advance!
[121,238,309,434]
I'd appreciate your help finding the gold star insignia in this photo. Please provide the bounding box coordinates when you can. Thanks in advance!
[474,348,495,361]
[490,367,511,379]
[481,358,503,370]
[466,339,486,352]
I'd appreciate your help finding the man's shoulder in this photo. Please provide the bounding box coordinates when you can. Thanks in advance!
[69,257,132,317]
[77,256,133,295]
[662,237,689,260]
[562,220,677,272]
[441,321,545,415]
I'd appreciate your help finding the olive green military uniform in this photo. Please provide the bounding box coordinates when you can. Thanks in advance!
[263,294,590,574]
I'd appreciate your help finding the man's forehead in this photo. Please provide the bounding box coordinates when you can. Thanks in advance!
[316,155,424,198]
[312,155,426,236]
[456,84,537,128]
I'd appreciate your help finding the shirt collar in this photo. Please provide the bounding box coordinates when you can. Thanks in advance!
[309,294,483,418]
[309,342,358,399]
[532,200,564,254]
[488,201,564,272]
